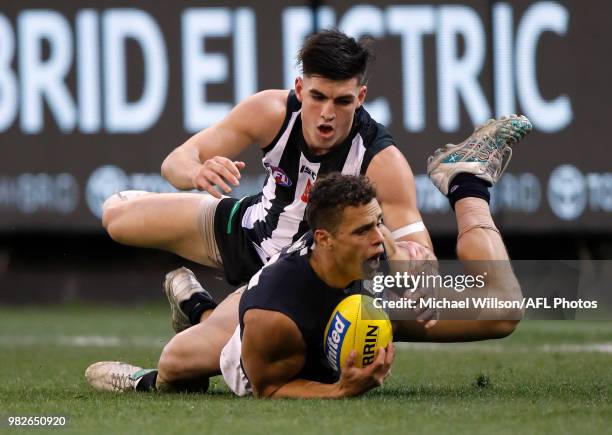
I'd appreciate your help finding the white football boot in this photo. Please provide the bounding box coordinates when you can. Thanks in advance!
[164,267,215,333]
[427,115,532,195]
[85,361,154,392]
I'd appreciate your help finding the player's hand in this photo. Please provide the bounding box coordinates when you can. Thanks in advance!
[403,287,439,329]
[379,225,439,328]
[191,156,246,198]
[336,343,395,397]
[379,225,436,262]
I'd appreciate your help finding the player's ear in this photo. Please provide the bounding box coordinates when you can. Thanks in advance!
[357,85,367,108]
[314,228,333,249]
[295,77,304,102]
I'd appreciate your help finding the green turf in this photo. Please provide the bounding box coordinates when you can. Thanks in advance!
[1,305,611,434]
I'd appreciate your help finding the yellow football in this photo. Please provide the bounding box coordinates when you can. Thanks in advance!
[324,294,393,372]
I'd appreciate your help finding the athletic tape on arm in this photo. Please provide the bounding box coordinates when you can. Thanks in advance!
[391,221,426,240]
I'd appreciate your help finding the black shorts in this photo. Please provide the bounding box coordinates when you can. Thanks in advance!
[214,197,265,286]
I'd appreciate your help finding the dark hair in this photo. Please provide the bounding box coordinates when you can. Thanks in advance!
[298,29,373,84]
[305,173,376,233]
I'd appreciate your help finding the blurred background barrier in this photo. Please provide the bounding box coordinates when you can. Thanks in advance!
[1,0,610,302]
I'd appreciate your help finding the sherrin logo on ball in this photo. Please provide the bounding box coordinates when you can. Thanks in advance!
[324,295,393,372]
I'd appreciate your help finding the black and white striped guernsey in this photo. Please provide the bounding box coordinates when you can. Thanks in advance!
[213,90,395,285]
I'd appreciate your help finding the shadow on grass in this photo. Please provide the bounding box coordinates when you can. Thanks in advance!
[366,380,610,401]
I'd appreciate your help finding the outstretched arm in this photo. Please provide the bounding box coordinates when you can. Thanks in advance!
[381,115,531,342]
[366,146,434,252]
[161,90,288,196]
[391,197,523,342]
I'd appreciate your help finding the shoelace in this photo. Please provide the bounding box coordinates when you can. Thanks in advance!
[428,132,514,182]
[110,372,134,391]
[487,146,513,180]
[172,275,203,299]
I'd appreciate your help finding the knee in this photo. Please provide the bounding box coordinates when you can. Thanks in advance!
[101,198,129,243]
[158,341,186,383]
[101,195,121,231]
[101,191,148,242]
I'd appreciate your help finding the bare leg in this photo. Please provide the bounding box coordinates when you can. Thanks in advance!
[454,197,518,292]
[393,115,532,341]
[156,287,244,390]
[102,191,222,267]
[455,198,508,260]
[393,197,522,341]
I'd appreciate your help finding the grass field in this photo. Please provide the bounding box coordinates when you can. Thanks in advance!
[1,305,611,434]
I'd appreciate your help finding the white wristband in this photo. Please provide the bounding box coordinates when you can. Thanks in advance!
[391,221,426,240]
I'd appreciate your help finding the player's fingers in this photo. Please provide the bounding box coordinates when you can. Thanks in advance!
[375,346,393,383]
[381,345,392,371]
[366,347,387,385]
[385,342,395,365]
[370,346,386,373]
[233,161,246,171]
[207,173,232,194]
[424,318,439,329]
[193,176,223,199]
[407,288,428,311]
[343,350,357,370]
[207,188,223,199]
[210,161,240,186]
[395,241,426,260]
[417,307,438,324]
[216,158,243,183]
[415,244,432,261]
[412,302,434,320]
[192,175,208,191]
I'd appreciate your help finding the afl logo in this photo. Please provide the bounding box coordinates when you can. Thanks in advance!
[265,164,292,187]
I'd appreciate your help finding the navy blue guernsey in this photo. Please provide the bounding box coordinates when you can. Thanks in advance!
[239,233,360,384]
[214,91,395,285]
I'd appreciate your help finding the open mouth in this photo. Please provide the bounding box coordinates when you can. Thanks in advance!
[317,125,334,136]
[364,253,382,271]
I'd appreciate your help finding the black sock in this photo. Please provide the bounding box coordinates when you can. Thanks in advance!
[135,370,158,392]
[172,377,210,394]
[447,173,491,210]
[180,293,218,326]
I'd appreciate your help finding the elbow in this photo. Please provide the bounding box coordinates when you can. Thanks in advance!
[489,304,524,339]
[161,146,184,182]
[160,155,173,181]
[251,383,275,399]
[488,318,521,339]
[489,283,524,339]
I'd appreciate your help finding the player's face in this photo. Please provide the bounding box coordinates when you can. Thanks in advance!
[295,75,367,155]
[332,199,385,280]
